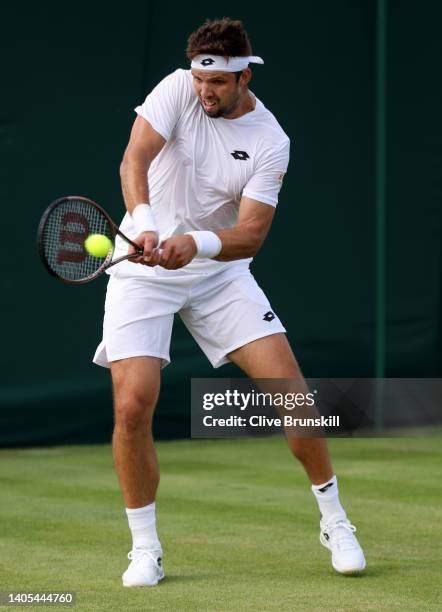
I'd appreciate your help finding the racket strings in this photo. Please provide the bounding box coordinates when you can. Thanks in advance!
[42,198,114,281]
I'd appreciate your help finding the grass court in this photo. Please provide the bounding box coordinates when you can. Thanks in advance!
[1,437,440,611]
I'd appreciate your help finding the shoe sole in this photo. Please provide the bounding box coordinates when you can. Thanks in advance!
[123,569,165,587]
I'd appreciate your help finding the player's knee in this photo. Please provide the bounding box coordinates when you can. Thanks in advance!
[114,391,156,435]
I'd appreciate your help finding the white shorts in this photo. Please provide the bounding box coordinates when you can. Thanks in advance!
[93,264,286,369]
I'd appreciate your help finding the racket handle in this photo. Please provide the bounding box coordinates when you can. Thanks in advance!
[126,249,144,258]
[107,246,163,270]
[126,247,163,258]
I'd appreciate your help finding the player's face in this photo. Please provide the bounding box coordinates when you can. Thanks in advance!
[191,70,247,118]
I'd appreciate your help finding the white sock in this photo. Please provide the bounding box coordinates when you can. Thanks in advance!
[126,502,161,552]
[311,475,347,525]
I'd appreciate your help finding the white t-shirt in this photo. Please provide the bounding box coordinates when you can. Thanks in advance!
[114,69,290,276]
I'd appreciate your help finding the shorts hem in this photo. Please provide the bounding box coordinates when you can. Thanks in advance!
[211,327,286,369]
[93,350,171,369]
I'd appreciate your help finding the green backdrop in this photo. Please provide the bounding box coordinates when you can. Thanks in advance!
[1,1,441,445]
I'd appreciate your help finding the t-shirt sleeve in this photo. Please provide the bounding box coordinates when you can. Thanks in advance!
[242,138,290,207]
[134,69,191,141]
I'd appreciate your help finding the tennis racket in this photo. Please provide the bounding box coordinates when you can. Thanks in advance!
[38,196,144,284]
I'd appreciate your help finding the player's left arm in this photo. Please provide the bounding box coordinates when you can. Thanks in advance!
[157,197,274,269]
[214,196,275,261]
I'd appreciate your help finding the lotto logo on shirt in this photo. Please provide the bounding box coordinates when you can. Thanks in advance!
[230,150,250,161]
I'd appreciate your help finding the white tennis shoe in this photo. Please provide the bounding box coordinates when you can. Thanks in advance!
[320,518,366,574]
[122,548,164,587]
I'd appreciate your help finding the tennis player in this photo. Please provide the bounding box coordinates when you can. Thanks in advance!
[93,18,366,586]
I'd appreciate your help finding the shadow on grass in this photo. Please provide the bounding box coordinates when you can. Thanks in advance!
[332,566,389,579]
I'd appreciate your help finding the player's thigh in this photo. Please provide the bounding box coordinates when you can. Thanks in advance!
[111,356,162,424]
[228,333,302,379]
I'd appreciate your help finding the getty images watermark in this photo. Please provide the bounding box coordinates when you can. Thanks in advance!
[200,388,339,430]
[191,378,442,438]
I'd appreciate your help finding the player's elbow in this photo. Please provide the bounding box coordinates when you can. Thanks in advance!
[119,152,131,178]
[119,158,127,179]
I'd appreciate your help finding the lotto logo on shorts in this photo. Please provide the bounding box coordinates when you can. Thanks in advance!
[263,311,275,322]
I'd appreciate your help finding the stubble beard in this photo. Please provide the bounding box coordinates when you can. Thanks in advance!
[200,90,241,119]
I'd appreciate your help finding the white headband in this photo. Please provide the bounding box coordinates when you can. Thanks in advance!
[191,54,264,72]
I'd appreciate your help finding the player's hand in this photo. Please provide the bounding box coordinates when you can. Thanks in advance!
[158,235,198,270]
[128,231,161,266]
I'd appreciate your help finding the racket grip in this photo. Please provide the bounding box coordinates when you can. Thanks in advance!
[127,248,144,258]
[127,247,161,258]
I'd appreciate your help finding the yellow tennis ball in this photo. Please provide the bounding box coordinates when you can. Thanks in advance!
[84,234,113,258]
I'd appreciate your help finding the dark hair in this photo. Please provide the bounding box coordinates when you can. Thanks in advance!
[186,17,252,59]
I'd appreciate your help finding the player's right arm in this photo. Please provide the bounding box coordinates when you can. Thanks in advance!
[120,115,166,264]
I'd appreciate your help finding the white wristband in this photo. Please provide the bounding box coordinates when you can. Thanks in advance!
[186,231,222,259]
[131,204,158,235]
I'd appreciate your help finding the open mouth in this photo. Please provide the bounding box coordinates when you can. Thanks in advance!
[202,98,218,110]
